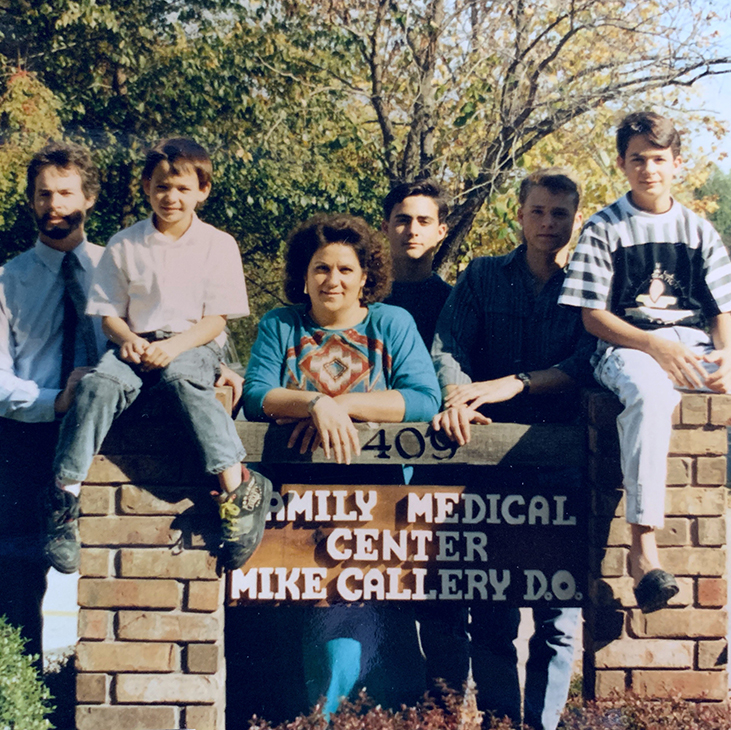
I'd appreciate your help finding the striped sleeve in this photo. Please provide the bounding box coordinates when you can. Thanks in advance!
[700,219,731,313]
[558,216,614,310]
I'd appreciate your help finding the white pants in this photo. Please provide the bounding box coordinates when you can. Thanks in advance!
[594,326,715,528]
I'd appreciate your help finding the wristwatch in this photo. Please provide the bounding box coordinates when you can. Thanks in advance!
[307,394,325,414]
[516,372,532,394]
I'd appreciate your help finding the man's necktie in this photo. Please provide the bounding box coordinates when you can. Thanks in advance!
[60,251,96,388]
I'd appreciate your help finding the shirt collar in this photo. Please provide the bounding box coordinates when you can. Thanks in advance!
[34,237,93,274]
[502,242,568,283]
[501,243,526,268]
[143,214,201,245]
[622,191,677,218]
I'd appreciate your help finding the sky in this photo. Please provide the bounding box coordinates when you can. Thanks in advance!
[695,72,731,172]
[692,6,731,172]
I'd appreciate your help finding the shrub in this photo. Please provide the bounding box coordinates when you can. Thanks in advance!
[0,617,53,730]
[246,686,514,730]
[243,686,731,730]
[561,692,731,730]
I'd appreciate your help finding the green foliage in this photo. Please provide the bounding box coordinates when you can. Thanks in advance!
[696,165,731,248]
[1,2,388,357]
[0,616,53,730]
[0,66,63,263]
[1,0,729,352]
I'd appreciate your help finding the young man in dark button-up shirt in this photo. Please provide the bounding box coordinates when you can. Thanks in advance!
[431,168,593,730]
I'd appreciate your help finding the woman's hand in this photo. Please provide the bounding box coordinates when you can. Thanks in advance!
[285,418,322,454]
[289,395,361,464]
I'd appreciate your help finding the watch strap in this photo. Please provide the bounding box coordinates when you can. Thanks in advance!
[516,372,532,394]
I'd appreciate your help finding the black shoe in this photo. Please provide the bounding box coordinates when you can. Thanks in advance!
[634,569,679,614]
[217,468,272,571]
[44,485,80,574]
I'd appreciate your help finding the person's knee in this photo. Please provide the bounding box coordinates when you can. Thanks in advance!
[78,369,137,403]
[91,352,143,392]
[599,350,677,410]
[532,608,580,648]
[617,372,679,417]
[160,349,216,389]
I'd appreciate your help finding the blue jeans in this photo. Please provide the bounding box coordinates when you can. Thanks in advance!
[594,326,714,527]
[471,606,580,730]
[53,342,246,482]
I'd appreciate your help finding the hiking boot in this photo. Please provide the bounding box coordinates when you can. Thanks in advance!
[217,468,272,571]
[44,485,80,574]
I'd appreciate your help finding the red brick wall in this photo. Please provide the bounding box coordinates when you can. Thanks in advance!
[73,391,730,728]
[75,472,225,730]
[584,390,729,701]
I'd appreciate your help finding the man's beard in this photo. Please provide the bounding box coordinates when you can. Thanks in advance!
[36,210,85,240]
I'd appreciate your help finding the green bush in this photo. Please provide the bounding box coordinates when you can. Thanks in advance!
[0,617,52,730]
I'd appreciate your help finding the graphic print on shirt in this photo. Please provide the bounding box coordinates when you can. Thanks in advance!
[624,262,686,326]
[612,242,717,330]
[285,329,389,396]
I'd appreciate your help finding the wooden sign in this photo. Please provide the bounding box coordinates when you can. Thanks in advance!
[228,465,587,607]
[235,421,585,467]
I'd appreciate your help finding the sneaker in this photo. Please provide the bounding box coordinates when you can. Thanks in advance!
[217,468,273,571]
[44,485,80,574]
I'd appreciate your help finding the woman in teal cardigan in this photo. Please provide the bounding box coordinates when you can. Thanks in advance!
[242,213,440,719]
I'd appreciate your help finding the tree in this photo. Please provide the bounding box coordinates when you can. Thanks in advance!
[464,103,723,263]
[248,0,731,275]
[0,64,62,261]
[697,165,731,248]
[1,0,729,348]
[0,3,387,354]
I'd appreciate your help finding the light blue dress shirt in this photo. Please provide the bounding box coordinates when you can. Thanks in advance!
[0,238,106,422]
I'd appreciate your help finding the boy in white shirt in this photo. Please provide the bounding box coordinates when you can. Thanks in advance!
[52,137,270,570]
[560,112,731,612]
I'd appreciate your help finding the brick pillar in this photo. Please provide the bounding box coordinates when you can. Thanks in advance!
[74,414,226,730]
[585,390,729,701]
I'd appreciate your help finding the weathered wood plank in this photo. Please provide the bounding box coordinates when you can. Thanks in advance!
[235,421,585,467]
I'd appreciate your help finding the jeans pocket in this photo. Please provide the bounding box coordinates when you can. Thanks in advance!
[595,349,619,388]
[205,342,223,360]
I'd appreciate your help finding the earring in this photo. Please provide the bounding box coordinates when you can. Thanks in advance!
[304,281,309,295]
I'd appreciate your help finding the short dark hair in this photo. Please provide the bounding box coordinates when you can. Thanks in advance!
[518,167,582,210]
[142,137,213,189]
[616,111,681,159]
[283,213,392,305]
[382,179,449,223]
[26,141,100,202]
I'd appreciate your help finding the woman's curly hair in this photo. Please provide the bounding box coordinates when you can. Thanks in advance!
[283,213,392,305]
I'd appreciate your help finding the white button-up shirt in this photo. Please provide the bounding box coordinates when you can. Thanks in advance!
[0,239,106,422]
[87,216,249,346]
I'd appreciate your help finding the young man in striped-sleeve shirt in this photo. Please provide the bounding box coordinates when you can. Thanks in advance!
[559,111,731,614]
